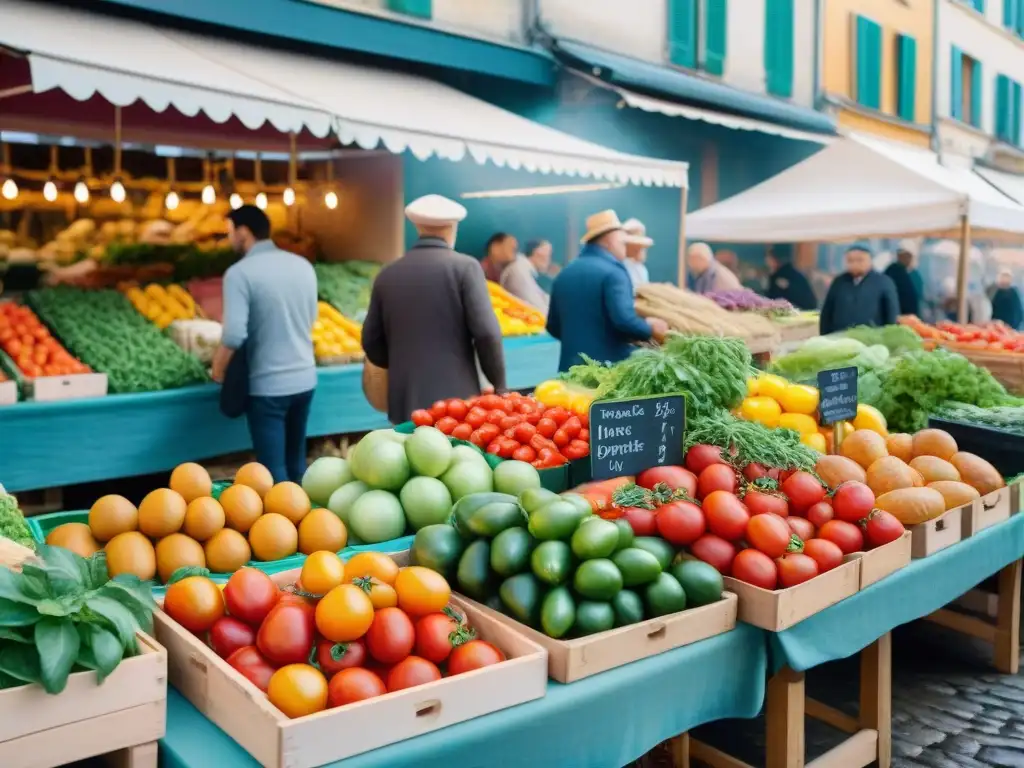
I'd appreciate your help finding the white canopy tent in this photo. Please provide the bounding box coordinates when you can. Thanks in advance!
[684,133,1024,319]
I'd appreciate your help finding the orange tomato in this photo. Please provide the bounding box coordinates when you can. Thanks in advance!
[394,567,451,617]
[300,551,346,595]
[163,576,225,634]
[315,584,374,642]
[343,552,399,586]
[352,576,398,610]
[267,664,328,719]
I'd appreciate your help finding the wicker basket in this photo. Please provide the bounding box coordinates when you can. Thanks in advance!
[362,360,389,413]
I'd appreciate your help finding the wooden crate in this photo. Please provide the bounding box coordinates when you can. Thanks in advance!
[723,559,860,631]
[0,631,167,768]
[962,486,1013,538]
[456,591,738,683]
[846,531,912,588]
[153,588,547,767]
[910,506,963,558]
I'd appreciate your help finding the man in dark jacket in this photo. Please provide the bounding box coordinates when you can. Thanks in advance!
[883,248,920,317]
[362,195,506,423]
[547,210,667,371]
[819,245,900,335]
[765,245,817,310]
[991,269,1024,329]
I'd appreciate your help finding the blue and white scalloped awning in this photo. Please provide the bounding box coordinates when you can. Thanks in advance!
[0,0,686,188]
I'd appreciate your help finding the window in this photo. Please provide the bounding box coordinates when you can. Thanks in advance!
[1007,0,1024,36]
[764,0,794,97]
[952,48,983,128]
[997,75,1022,144]
[853,15,882,110]
[895,34,917,121]
[386,0,431,19]
[667,0,727,76]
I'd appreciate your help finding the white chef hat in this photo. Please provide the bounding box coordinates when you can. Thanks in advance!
[405,194,467,226]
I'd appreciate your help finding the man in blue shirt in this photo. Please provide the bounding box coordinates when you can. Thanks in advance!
[213,206,318,483]
[547,209,667,371]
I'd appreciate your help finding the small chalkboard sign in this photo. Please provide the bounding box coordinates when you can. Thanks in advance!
[588,394,686,481]
[817,367,858,425]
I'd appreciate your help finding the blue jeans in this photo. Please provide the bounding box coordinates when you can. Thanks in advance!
[246,390,314,484]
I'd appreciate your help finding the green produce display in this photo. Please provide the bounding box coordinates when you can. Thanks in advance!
[411,487,725,639]
[931,402,1024,436]
[103,243,239,281]
[27,287,209,393]
[0,492,34,550]
[314,261,381,320]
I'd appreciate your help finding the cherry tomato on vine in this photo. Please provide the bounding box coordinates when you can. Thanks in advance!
[317,639,366,678]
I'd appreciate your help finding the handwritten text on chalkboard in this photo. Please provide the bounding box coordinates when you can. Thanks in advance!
[588,394,686,480]
[817,367,858,425]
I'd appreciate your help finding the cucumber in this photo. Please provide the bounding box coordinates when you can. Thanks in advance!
[632,536,677,570]
[612,589,645,627]
[573,558,623,601]
[612,518,635,552]
[499,573,542,627]
[612,548,663,587]
[528,500,583,541]
[540,586,576,639]
[574,601,615,636]
[644,573,687,617]
[490,527,536,577]
[410,524,465,578]
[453,492,518,536]
[570,517,620,560]
[518,487,561,515]
[465,501,527,538]
[530,540,573,586]
[456,539,492,600]
[671,559,724,607]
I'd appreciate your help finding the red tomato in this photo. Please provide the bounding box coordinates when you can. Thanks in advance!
[499,415,521,431]
[702,491,750,541]
[742,463,780,483]
[746,513,797,558]
[451,423,473,441]
[448,640,506,675]
[786,516,815,542]
[806,502,835,530]
[327,668,387,707]
[697,464,738,499]
[479,393,504,411]
[563,440,589,461]
[544,407,570,425]
[636,466,697,496]
[732,549,778,589]
[622,506,658,536]
[210,616,256,659]
[744,490,789,518]
[257,604,315,666]
[655,501,705,546]
[776,553,819,587]
[446,399,469,421]
[685,444,726,475]
[478,422,501,442]
[224,568,280,627]
[410,409,434,427]
[802,539,843,573]
[468,429,488,447]
[818,520,864,555]
[435,416,458,435]
[831,481,875,524]
[364,607,416,665]
[485,409,506,425]
[386,656,442,692]
[863,510,905,549]
[499,438,519,459]
[552,429,570,448]
[429,400,448,420]
[513,423,537,443]
[513,445,537,463]
[226,645,276,692]
[536,418,558,438]
[317,638,367,678]
[414,612,462,663]
[578,428,589,441]
[781,471,827,515]
[465,408,487,429]
[691,534,737,575]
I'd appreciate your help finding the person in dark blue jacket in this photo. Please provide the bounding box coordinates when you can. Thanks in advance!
[991,270,1024,330]
[819,244,900,335]
[547,210,667,371]
[765,245,818,310]
[883,248,920,317]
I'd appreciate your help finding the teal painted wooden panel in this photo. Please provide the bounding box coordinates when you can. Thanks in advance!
[1013,81,1023,145]
[704,0,728,76]
[896,35,917,122]
[854,15,882,110]
[971,59,983,129]
[386,0,432,19]
[996,74,1011,140]
[764,0,795,98]
[668,0,697,69]
[971,0,985,11]
[951,46,964,121]
[1005,0,1018,29]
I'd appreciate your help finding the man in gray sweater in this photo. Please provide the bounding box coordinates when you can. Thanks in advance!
[213,205,318,483]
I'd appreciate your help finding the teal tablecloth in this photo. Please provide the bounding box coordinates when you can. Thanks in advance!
[771,512,1024,672]
[0,335,559,492]
[159,622,765,768]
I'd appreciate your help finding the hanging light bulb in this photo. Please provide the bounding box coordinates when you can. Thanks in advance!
[43,179,58,202]
[1,178,17,201]
[201,184,216,205]
[165,190,180,211]
[283,187,296,207]
[229,193,243,210]
[74,179,90,204]
[110,179,126,203]
[324,190,338,210]
[255,192,268,210]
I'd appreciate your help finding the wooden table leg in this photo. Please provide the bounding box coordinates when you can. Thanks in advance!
[859,633,892,768]
[766,666,805,768]
[994,559,1022,675]
[669,733,690,768]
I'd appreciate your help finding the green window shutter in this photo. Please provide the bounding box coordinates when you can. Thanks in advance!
[1019,0,1024,36]
[1005,0,1018,30]
[764,0,794,97]
[668,0,697,68]
[854,15,882,109]
[996,74,1011,140]
[972,0,985,11]
[951,47,963,121]
[1014,81,1023,145]
[386,0,431,19]
[704,0,728,76]
[896,35,917,121]
[971,59,983,128]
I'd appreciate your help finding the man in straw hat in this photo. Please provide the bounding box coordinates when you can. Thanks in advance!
[547,210,668,371]
[622,217,652,293]
[361,194,506,423]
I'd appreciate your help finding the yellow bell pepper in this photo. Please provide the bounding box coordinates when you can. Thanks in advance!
[779,413,818,436]
[801,432,827,453]
[852,404,889,436]
[779,384,820,416]
[740,396,782,428]
[756,374,789,402]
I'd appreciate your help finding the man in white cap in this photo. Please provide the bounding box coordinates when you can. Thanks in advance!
[622,218,651,293]
[361,194,506,423]
[687,242,741,294]
[547,209,668,371]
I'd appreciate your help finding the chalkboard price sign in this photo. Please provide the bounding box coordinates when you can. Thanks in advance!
[588,394,686,481]
[816,367,858,425]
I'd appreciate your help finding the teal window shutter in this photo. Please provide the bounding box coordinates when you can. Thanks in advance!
[996,74,1011,140]
[764,0,795,97]
[971,59,983,128]
[896,35,917,121]
[951,47,963,121]
[854,15,882,110]
[1005,0,1018,30]
[386,0,431,19]
[704,0,728,76]
[1014,81,1023,145]
[668,0,697,69]
[1019,0,1024,36]
[974,0,985,11]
